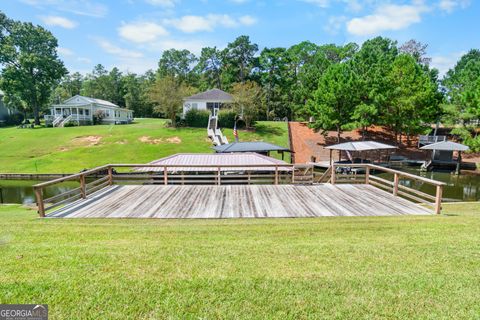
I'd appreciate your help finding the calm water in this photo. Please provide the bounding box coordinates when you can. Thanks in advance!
[0,169,479,204]
[0,180,80,205]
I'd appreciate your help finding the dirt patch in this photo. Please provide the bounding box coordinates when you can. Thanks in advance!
[166,137,182,144]
[138,136,163,144]
[58,147,69,152]
[115,139,128,145]
[71,135,102,146]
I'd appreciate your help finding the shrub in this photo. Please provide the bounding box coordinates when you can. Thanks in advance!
[93,110,105,125]
[184,109,210,128]
[5,113,24,125]
[217,110,246,129]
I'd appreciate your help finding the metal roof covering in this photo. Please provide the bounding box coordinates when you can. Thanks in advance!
[213,141,290,153]
[185,89,233,102]
[325,141,397,151]
[136,153,291,172]
[420,141,470,151]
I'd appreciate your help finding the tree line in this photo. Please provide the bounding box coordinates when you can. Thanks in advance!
[0,11,479,151]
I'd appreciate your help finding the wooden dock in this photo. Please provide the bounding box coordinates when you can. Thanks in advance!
[48,184,431,219]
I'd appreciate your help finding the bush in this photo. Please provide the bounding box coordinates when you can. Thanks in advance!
[63,121,76,127]
[93,110,105,125]
[184,109,210,128]
[217,110,246,129]
[5,113,24,125]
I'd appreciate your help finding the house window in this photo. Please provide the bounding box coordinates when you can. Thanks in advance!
[192,103,198,110]
[105,110,110,117]
[85,109,90,116]
[79,109,84,115]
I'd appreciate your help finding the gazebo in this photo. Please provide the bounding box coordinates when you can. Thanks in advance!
[325,141,397,166]
[420,141,469,174]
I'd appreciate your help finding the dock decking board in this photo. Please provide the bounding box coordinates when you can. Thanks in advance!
[47,184,432,219]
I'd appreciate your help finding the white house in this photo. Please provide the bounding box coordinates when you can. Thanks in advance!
[183,88,233,117]
[45,95,133,127]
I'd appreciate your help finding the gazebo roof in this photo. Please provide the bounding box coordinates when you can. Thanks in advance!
[213,141,290,153]
[136,153,290,172]
[325,141,397,151]
[185,89,233,102]
[420,141,469,151]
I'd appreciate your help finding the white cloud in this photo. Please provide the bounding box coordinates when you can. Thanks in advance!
[151,39,210,55]
[346,2,428,36]
[438,0,470,13]
[40,15,77,29]
[166,14,257,33]
[118,22,169,43]
[301,0,330,8]
[239,15,257,26]
[57,47,74,56]
[145,0,176,7]
[431,51,465,77]
[230,0,249,3]
[77,57,92,64]
[324,16,347,35]
[21,0,108,18]
[95,39,143,59]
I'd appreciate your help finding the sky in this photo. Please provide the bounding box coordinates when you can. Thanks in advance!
[2,0,479,76]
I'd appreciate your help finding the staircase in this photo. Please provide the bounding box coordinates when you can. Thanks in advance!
[208,114,228,146]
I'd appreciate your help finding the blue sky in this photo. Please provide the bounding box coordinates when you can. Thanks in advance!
[3,0,478,76]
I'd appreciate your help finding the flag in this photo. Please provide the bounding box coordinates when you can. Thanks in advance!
[233,122,239,142]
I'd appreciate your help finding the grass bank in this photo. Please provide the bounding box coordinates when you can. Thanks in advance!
[0,202,479,319]
[0,119,289,174]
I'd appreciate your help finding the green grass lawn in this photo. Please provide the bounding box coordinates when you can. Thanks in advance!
[0,202,479,319]
[0,119,290,174]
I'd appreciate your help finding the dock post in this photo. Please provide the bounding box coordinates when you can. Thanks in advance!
[331,165,336,184]
[80,174,86,199]
[274,165,279,185]
[365,166,370,184]
[107,166,113,185]
[434,185,443,214]
[34,187,45,218]
[393,173,399,196]
[217,167,221,185]
[163,166,168,185]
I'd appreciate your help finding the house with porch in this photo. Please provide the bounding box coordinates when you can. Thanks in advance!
[45,95,134,127]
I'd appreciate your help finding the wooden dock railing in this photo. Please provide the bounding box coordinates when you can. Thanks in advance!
[33,163,446,217]
[33,163,296,217]
[330,163,445,214]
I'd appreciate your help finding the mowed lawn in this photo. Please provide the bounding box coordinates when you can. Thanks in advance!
[0,203,479,319]
[0,119,290,173]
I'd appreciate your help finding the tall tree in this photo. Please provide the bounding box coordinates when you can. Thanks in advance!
[443,49,480,151]
[385,54,437,144]
[224,35,258,85]
[399,39,432,65]
[157,49,197,85]
[195,46,224,90]
[231,81,264,128]
[308,62,359,142]
[147,75,194,127]
[258,47,292,119]
[0,12,67,124]
[352,37,398,126]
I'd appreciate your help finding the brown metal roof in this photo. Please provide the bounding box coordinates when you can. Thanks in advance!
[136,153,291,172]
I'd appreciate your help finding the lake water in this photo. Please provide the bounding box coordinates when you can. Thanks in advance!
[0,168,479,204]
